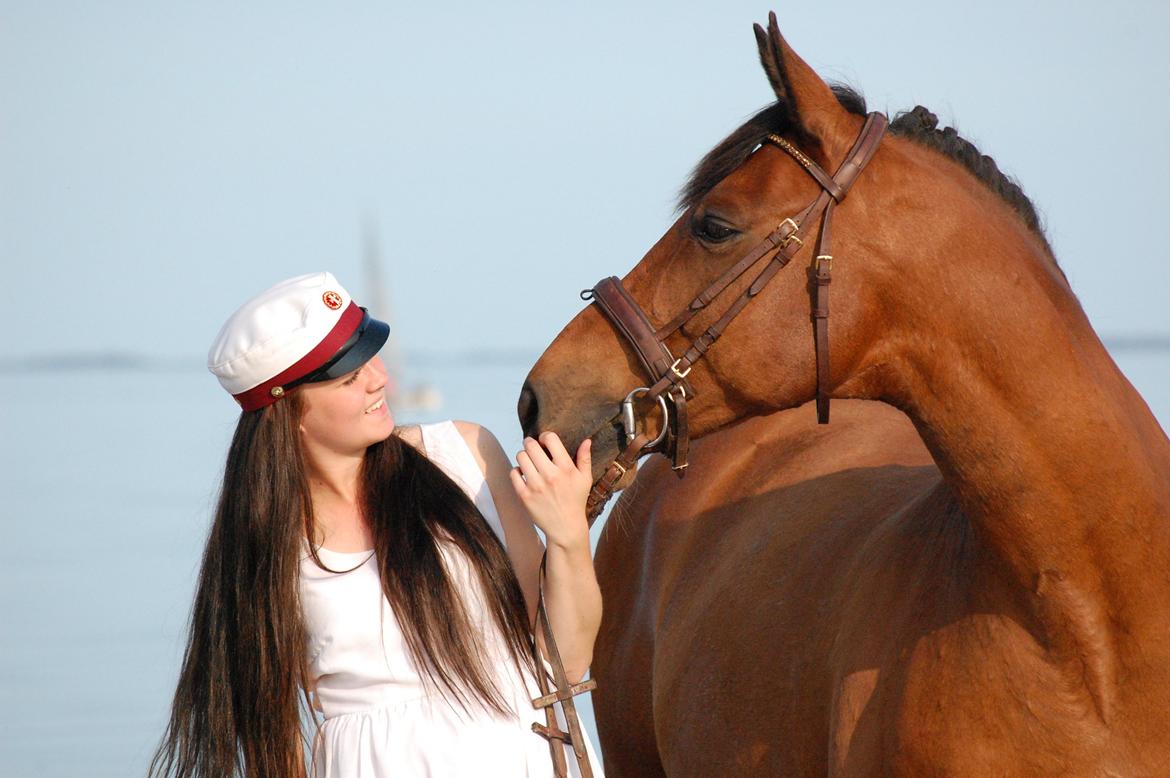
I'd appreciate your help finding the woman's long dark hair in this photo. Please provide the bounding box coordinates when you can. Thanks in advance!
[150,393,535,776]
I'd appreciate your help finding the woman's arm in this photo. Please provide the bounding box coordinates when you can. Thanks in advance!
[456,422,601,684]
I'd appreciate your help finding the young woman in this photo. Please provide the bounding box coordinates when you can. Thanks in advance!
[150,272,604,777]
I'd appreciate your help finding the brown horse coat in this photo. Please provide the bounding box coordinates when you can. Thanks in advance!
[594,400,1158,775]
[521,12,1170,776]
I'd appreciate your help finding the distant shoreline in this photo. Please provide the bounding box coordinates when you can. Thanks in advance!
[0,337,1166,375]
[0,347,547,374]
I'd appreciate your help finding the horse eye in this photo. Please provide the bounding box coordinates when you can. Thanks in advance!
[693,215,738,243]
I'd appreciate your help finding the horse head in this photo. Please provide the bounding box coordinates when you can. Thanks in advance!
[519,12,1058,488]
[519,15,1170,772]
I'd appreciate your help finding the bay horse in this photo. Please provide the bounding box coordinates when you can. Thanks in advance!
[518,12,1170,776]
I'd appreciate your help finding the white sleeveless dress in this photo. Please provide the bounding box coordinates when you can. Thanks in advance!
[299,420,604,777]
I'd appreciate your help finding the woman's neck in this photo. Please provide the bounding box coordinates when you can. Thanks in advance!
[304,448,368,549]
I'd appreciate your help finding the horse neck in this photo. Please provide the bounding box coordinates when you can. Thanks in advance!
[870,197,1170,706]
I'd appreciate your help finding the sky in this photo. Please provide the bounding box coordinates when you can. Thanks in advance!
[1,5,1168,773]
[2,1,1168,365]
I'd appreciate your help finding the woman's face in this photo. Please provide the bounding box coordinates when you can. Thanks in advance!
[298,354,396,459]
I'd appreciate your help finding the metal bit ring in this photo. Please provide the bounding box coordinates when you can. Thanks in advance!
[621,387,670,448]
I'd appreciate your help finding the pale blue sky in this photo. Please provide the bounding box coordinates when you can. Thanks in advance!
[3,1,1168,362]
[1,7,1169,773]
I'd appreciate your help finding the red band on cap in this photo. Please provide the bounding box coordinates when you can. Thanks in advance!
[233,302,364,412]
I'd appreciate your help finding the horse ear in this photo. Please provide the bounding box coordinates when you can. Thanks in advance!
[753,11,853,164]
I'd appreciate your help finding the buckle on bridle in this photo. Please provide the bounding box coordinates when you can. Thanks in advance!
[669,358,692,380]
[778,217,803,249]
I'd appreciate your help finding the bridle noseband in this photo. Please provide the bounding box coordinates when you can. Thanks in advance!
[581,112,888,521]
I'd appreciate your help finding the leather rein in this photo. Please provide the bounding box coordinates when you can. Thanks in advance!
[581,111,888,521]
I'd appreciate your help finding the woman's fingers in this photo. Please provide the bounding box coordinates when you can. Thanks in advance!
[509,466,530,497]
[515,449,542,485]
[523,436,559,478]
[538,431,574,468]
[513,434,593,547]
[576,437,592,473]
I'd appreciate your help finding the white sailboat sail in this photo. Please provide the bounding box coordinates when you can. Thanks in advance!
[363,219,442,412]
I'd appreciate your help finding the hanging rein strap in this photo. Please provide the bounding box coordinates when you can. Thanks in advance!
[531,556,597,777]
[530,433,650,773]
[531,434,655,773]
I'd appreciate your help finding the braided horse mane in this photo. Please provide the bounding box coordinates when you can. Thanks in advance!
[679,85,1057,267]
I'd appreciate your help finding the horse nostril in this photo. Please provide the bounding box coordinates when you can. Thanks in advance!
[517,381,540,438]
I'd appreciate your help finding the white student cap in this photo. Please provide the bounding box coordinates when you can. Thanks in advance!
[207,271,390,411]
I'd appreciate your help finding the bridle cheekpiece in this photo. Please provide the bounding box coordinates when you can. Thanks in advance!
[580,112,889,521]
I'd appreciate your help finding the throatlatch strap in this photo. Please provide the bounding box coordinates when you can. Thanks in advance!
[813,199,835,424]
[669,390,689,473]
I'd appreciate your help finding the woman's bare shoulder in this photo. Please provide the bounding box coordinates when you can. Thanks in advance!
[393,424,424,452]
[393,421,492,460]
[449,420,502,466]
[451,419,487,443]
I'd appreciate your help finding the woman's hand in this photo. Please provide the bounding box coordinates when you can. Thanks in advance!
[510,431,592,550]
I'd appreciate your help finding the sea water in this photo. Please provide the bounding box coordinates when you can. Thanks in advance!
[0,348,1167,776]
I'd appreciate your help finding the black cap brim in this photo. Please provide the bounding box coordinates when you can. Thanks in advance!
[318,313,390,380]
[287,309,391,388]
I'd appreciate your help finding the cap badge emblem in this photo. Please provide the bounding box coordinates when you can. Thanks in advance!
[270,386,285,398]
[322,291,343,310]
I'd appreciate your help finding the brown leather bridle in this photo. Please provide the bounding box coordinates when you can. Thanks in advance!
[527,112,887,778]
[581,111,888,520]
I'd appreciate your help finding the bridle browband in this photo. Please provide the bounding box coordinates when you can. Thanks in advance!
[581,111,888,520]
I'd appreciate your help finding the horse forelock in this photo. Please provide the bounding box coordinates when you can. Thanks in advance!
[678,84,1058,271]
